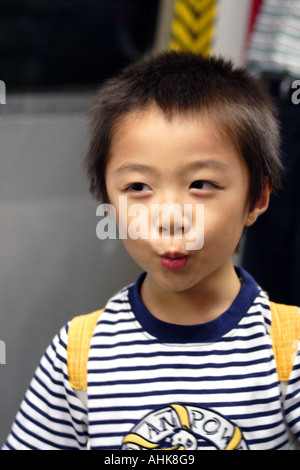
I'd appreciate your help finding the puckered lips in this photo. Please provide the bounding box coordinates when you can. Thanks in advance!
[160,252,189,271]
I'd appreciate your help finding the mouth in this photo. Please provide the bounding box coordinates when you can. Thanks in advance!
[160,252,189,271]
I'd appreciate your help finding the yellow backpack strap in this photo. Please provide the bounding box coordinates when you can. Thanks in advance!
[67,309,104,391]
[270,301,300,382]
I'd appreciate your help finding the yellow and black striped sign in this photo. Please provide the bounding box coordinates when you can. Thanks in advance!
[169,0,219,56]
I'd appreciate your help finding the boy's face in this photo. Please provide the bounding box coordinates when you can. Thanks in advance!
[105,106,269,294]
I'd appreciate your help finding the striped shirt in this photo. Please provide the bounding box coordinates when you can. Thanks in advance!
[247,0,300,76]
[3,267,300,450]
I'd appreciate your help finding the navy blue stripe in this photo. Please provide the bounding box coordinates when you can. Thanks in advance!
[229,407,282,420]
[88,369,277,387]
[252,300,270,309]
[48,349,67,367]
[96,318,136,326]
[28,385,82,415]
[88,394,280,413]
[89,418,138,426]
[246,428,287,446]
[88,381,279,400]
[90,431,131,439]
[104,296,130,304]
[88,357,273,374]
[103,308,132,314]
[57,331,68,351]
[241,418,285,432]
[231,320,269,330]
[14,419,79,450]
[90,338,269,357]
[93,445,122,450]
[101,315,268,330]
[279,400,298,418]
[23,395,85,428]
[19,407,86,442]
[34,374,74,403]
[89,429,286,446]
[42,349,82,392]
[271,439,290,450]
[38,363,81,402]
[90,344,271,358]
[92,331,266,343]
[284,387,300,403]
[90,344,271,359]
[93,327,144,337]
[9,430,39,450]
[102,312,268,325]
[44,349,66,373]
[293,429,300,438]
[288,362,300,378]
[39,362,64,387]
[88,408,281,427]
[45,329,68,365]
[90,339,159,349]
[286,414,300,429]
[3,441,16,450]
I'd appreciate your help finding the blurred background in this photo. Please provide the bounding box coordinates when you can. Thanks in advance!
[1,0,300,446]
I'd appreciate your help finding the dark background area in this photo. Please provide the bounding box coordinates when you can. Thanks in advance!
[0,0,159,91]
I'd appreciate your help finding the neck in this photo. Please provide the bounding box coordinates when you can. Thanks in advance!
[140,262,241,325]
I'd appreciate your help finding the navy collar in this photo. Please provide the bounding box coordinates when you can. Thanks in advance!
[128,266,260,343]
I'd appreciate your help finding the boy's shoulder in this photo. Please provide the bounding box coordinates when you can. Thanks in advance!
[66,280,135,391]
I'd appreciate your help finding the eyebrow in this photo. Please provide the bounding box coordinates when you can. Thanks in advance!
[113,163,156,175]
[114,160,230,176]
[184,160,230,173]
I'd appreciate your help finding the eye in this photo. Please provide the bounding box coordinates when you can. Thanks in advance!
[190,180,217,190]
[125,182,151,192]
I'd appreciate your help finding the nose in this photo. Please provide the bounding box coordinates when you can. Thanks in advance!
[151,202,191,239]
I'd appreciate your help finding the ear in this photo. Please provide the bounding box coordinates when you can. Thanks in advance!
[244,180,272,227]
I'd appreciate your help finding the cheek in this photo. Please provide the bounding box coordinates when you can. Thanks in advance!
[203,203,246,248]
[121,237,153,271]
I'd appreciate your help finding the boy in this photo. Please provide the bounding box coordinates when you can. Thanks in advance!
[3,51,300,450]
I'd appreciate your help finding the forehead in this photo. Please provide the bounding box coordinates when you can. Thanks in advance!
[107,106,245,175]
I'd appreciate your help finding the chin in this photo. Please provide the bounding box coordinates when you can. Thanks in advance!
[154,272,199,293]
